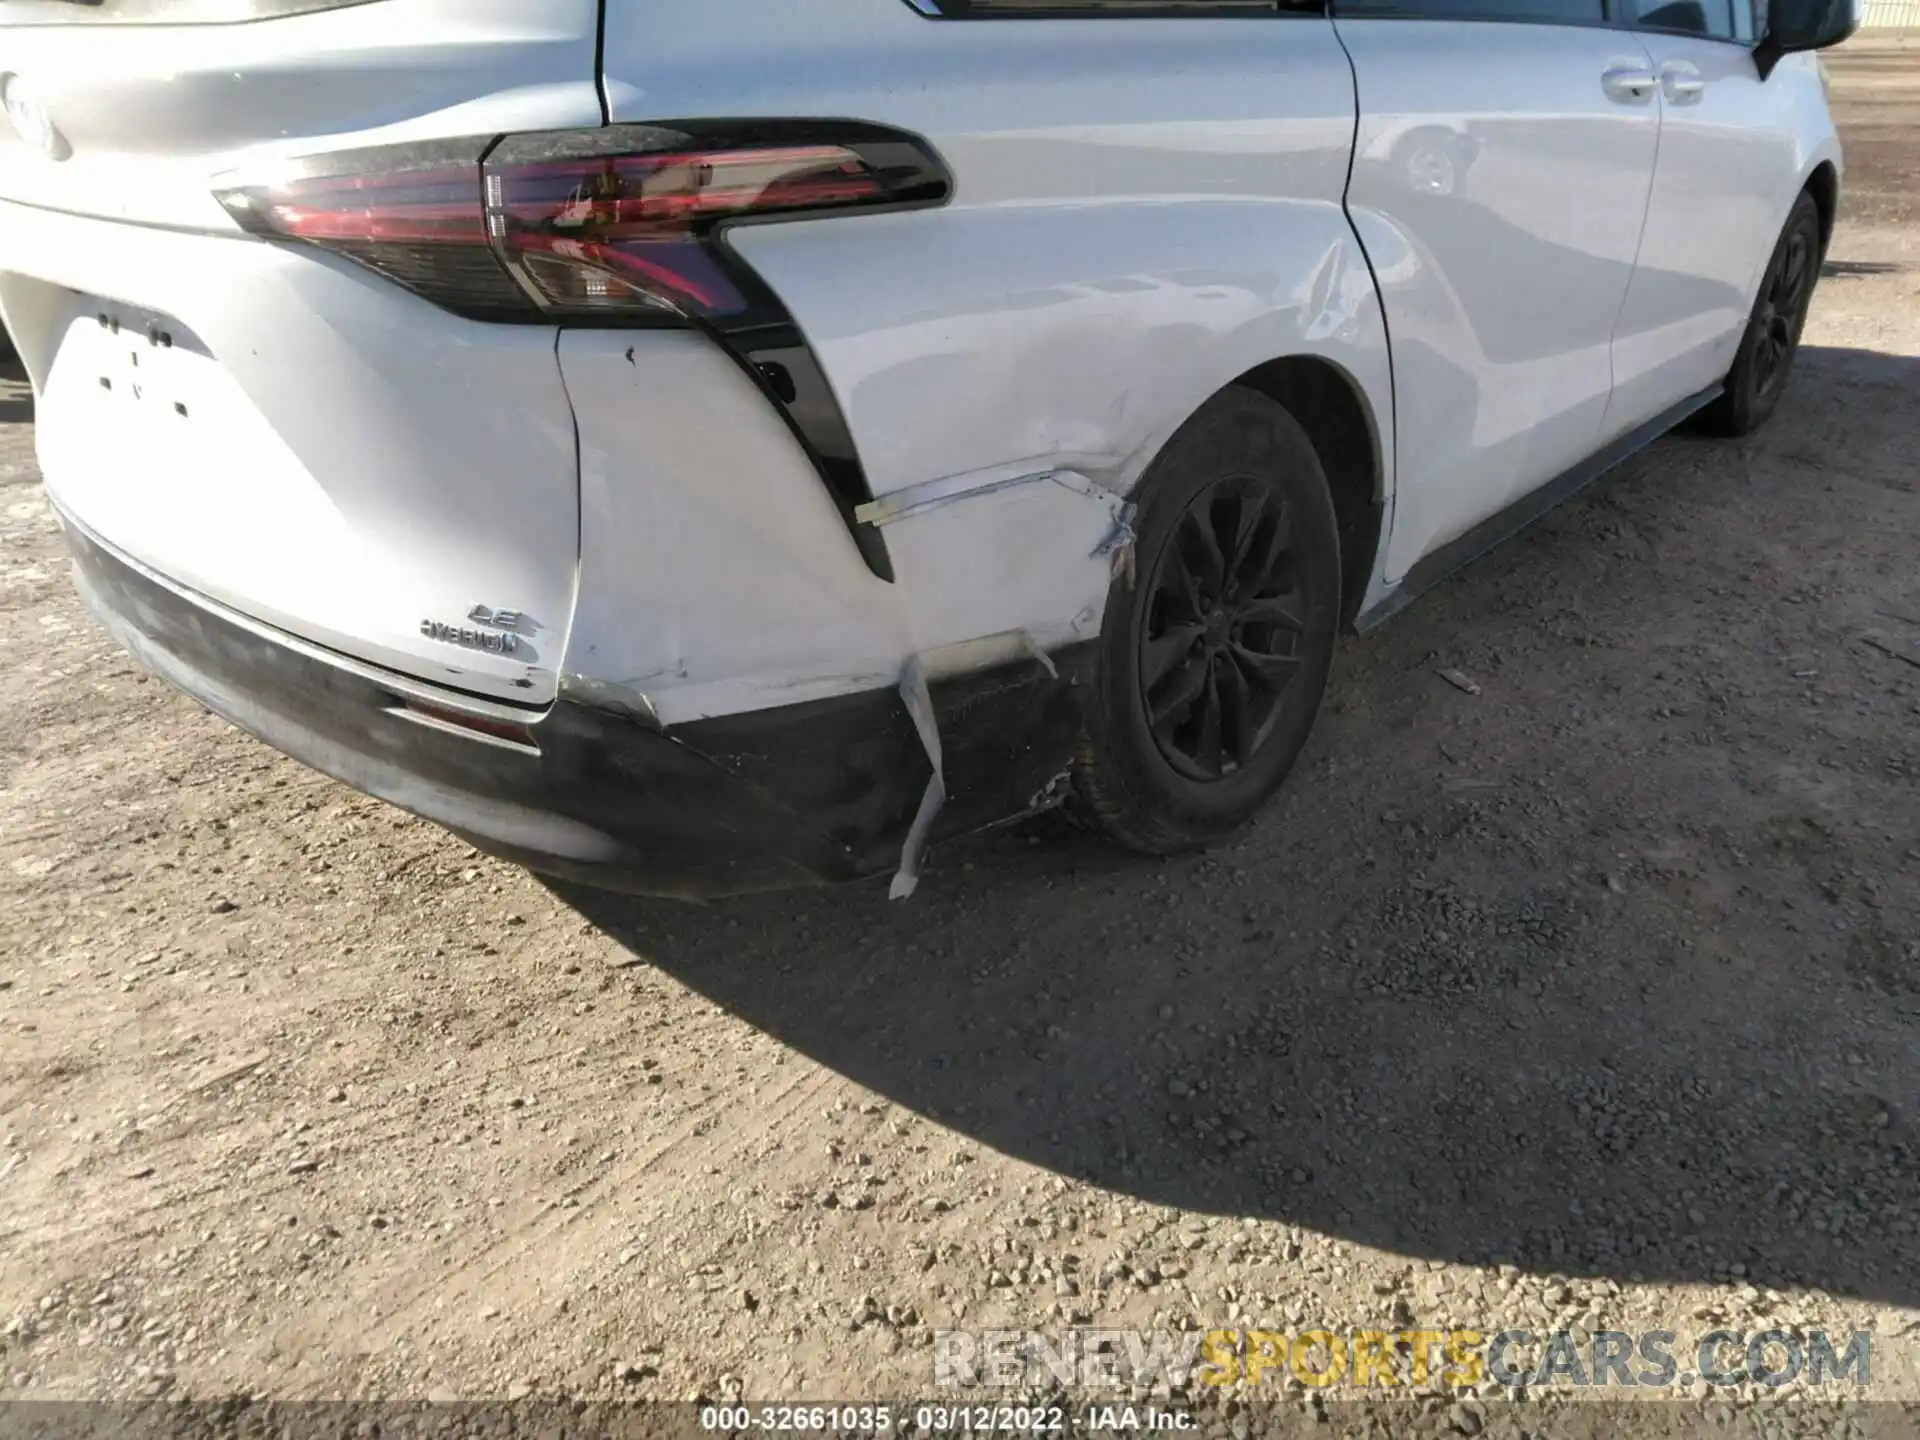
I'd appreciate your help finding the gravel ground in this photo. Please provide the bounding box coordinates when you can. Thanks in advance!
[2,42,1919,1438]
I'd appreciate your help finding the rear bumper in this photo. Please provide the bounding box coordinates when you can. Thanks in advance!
[64,509,1093,898]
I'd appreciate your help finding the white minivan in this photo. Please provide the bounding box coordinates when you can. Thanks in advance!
[0,0,1856,897]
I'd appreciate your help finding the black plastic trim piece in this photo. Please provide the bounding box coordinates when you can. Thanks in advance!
[1355,383,1722,633]
[591,0,611,126]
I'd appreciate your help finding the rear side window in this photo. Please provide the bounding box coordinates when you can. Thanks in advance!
[1333,0,1606,18]
[0,0,382,24]
[1620,0,1757,38]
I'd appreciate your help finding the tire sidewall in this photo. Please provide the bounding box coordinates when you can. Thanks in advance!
[1086,389,1343,842]
[1728,193,1824,432]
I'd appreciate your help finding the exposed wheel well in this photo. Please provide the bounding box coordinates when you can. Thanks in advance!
[1806,161,1839,252]
[1232,355,1383,629]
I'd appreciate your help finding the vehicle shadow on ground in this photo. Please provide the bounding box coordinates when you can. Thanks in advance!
[559,346,1920,1310]
[0,351,32,425]
[1821,259,1905,279]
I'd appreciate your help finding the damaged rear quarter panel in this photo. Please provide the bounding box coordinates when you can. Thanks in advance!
[676,0,1391,518]
[566,0,1392,731]
[732,200,1391,519]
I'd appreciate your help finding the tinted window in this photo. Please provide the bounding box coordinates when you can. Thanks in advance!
[1623,0,1756,37]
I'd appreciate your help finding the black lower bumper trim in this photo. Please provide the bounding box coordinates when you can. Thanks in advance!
[65,518,1094,899]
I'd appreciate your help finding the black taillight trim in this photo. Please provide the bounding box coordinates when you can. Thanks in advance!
[214,121,955,585]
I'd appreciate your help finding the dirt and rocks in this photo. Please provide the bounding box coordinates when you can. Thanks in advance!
[1,40,1918,1440]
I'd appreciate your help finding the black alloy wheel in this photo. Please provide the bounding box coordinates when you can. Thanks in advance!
[1696,190,1824,438]
[1073,386,1342,855]
[1140,475,1307,783]
[1750,220,1814,405]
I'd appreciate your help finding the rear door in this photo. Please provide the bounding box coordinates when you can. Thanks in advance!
[1333,0,1664,580]
[0,0,605,704]
[1604,0,1817,437]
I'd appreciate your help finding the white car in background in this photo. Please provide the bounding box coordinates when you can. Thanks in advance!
[0,0,1855,897]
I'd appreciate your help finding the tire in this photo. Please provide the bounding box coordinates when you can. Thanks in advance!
[1071,386,1342,855]
[1695,191,1823,438]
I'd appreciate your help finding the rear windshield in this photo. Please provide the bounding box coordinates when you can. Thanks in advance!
[0,0,383,23]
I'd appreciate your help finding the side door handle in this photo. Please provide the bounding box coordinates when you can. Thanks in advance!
[1660,60,1706,104]
[1601,64,1659,103]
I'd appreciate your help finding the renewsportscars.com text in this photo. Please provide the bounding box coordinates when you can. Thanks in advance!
[934,1327,1873,1392]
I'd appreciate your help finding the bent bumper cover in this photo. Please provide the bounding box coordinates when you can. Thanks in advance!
[64,513,1092,898]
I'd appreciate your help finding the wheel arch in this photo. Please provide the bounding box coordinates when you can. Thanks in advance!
[1229,354,1386,632]
[1804,158,1839,253]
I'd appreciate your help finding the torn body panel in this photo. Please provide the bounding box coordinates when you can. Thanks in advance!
[555,253,1386,727]
[554,327,1123,888]
[558,325,1137,728]
[551,223,1386,890]
[862,465,1131,667]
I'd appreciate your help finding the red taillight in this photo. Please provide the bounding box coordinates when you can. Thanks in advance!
[484,144,888,319]
[218,143,529,321]
[216,123,949,326]
[242,166,488,244]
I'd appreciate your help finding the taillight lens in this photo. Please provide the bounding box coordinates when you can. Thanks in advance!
[238,165,485,244]
[216,122,950,326]
[221,153,532,321]
[489,144,886,319]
